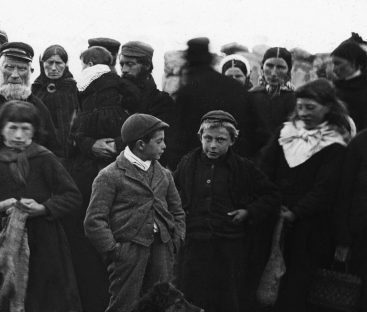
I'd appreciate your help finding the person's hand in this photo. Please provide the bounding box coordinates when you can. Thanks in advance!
[19,198,47,217]
[106,140,117,154]
[335,245,350,262]
[228,209,248,224]
[0,198,17,213]
[280,205,296,223]
[92,138,116,159]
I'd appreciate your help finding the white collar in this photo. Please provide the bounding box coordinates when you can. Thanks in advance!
[278,120,348,168]
[344,69,362,81]
[124,146,151,171]
[76,64,110,92]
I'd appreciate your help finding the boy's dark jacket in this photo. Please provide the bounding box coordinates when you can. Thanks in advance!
[174,147,280,237]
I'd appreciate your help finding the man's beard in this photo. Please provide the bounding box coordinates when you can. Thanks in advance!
[122,70,150,86]
[0,82,31,100]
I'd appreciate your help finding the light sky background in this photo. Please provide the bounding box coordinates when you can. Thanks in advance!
[0,0,366,88]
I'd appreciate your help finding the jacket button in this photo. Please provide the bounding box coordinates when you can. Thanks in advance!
[206,179,211,184]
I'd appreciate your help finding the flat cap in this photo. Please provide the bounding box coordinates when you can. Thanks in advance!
[201,110,238,127]
[88,37,121,55]
[120,41,154,60]
[0,30,8,46]
[121,113,169,144]
[0,42,34,62]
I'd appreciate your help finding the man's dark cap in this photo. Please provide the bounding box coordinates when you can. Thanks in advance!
[0,42,34,62]
[88,37,121,55]
[121,113,169,144]
[120,41,154,60]
[186,37,212,65]
[200,110,238,127]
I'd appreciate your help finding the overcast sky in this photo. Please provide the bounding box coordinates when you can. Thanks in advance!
[1,0,366,86]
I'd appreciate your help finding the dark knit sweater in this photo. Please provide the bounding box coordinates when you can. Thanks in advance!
[174,148,280,239]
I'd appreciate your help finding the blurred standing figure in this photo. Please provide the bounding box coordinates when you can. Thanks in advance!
[220,54,253,91]
[260,79,354,312]
[0,42,61,155]
[174,37,250,167]
[120,41,177,168]
[246,47,296,160]
[32,45,79,162]
[0,100,82,312]
[331,41,367,131]
[88,37,121,74]
[68,46,140,312]
[0,30,8,46]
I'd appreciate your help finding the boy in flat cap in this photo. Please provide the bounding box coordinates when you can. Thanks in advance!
[84,113,185,312]
[0,42,61,155]
[174,110,280,312]
[119,41,178,168]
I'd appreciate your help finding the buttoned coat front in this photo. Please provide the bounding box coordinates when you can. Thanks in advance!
[84,152,185,255]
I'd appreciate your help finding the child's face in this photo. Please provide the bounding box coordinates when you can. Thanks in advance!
[200,127,233,159]
[141,130,166,161]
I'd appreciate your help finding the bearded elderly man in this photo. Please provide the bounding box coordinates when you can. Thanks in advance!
[119,41,178,168]
[0,42,61,155]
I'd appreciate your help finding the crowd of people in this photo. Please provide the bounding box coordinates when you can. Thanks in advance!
[0,28,366,312]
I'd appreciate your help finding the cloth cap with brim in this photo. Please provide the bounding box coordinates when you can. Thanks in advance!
[120,41,154,60]
[331,42,367,69]
[0,42,34,62]
[200,110,238,127]
[262,47,292,72]
[121,113,169,144]
[88,37,121,55]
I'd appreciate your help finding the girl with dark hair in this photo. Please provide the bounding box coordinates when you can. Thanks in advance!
[32,44,79,160]
[0,100,82,312]
[260,78,354,312]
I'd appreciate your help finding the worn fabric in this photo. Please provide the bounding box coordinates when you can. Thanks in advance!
[0,143,82,312]
[0,94,62,156]
[245,86,296,160]
[32,68,79,159]
[105,238,174,312]
[0,206,29,312]
[334,74,367,131]
[84,152,185,253]
[260,131,346,312]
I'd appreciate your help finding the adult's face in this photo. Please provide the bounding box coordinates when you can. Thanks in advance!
[224,67,246,86]
[200,126,234,159]
[1,57,31,86]
[2,121,34,150]
[331,56,358,80]
[43,55,66,80]
[120,55,146,80]
[263,57,289,87]
[296,98,330,130]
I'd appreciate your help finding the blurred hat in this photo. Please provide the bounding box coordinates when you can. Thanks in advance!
[331,41,367,69]
[88,37,121,55]
[262,47,292,72]
[201,110,238,127]
[0,30,8,46]
[120,41,154,60]
[0,42,34,62]
[186,37,213,65]
[121,113,169,144]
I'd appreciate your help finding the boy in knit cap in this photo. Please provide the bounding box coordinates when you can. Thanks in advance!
[84,113,185,312]
[174,110,280,312]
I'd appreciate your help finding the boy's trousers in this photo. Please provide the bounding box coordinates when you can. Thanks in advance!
[105,235,174,312]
